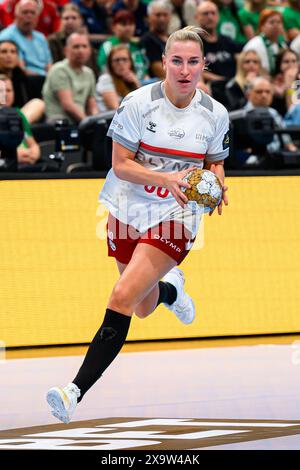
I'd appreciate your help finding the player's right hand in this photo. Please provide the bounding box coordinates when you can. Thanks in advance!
[164,167,197,208]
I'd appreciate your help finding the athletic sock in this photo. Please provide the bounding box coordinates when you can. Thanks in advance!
[73,308,131,402]
[156,281,177,307]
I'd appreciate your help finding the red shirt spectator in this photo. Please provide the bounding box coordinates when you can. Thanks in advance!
[37,0,61,36]
[0,0,14,27]
[0,0,61,36]
[56,0,69,6]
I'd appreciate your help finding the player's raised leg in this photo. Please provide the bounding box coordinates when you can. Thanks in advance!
[114,251,194,324]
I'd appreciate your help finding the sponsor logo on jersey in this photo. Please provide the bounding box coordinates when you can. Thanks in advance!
[142,105,159,119]
[168,128,185,139]
[112,119,123,130]
[222,131,230,149]
[196,133,213,142]
[146,121,157,133]
[136,153,200,171]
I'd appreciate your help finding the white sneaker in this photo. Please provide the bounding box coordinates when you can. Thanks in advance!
[163,267,195,324]
[46,383,81,424]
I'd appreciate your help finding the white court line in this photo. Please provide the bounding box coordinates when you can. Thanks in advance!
[100,418,296,428]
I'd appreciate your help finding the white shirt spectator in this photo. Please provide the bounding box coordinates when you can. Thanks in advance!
[243,36,281,74]
[96,73,122,112]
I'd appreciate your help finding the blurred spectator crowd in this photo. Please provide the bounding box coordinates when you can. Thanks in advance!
[1,0,300,170]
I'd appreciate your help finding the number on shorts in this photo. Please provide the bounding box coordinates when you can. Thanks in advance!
[144,186,169,198]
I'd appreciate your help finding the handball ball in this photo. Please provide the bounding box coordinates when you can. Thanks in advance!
[182,169,223,213]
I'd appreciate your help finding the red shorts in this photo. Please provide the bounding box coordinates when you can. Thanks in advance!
[106,213,195,265]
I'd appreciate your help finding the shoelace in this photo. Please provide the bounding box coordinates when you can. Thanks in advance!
[66,383,81,398]
[174,295,190,317]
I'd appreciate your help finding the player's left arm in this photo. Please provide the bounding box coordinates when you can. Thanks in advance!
[204,159,228,216]
[204,106,230,216]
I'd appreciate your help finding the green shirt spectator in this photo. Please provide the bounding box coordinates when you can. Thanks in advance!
[217,4,247,44]
[238,0,269,39]
[97,37,148,82]
[282,2,300,41]
[283,6,300,30]
[238,8,260,34]
[97,9,148,82]
[234,0,244,8]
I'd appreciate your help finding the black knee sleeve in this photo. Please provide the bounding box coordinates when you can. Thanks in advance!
[73,308,131,401]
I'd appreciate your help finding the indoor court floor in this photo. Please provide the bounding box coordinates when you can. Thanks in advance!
[1,335,300,450]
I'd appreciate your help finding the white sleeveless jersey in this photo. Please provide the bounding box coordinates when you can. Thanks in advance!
[99,81,229,235]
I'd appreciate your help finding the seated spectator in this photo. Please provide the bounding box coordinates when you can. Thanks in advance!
[96,44,140,112]
[195,1,243,84]
[243,9,287,75]
[0,73,41,166]
[0,0,61,37]
[71,0,109,36]
[33,0,61,37]
[272,48,300,116]
[212,0,247,45]
[0,39,45,122]
[48,3,99,77]
[243,76,297,157]
[48,4,84,62]
[0,39,29,105]
[168,0,198,34]
[282,0,300,42]
[0,0,52,76]
[42,32,98,124]
[140,0,172,79]
[225,49,265,110]
[284,102,300,126]
[112,0,148,37]
[97,10,148,82]
[238,0,268,41]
